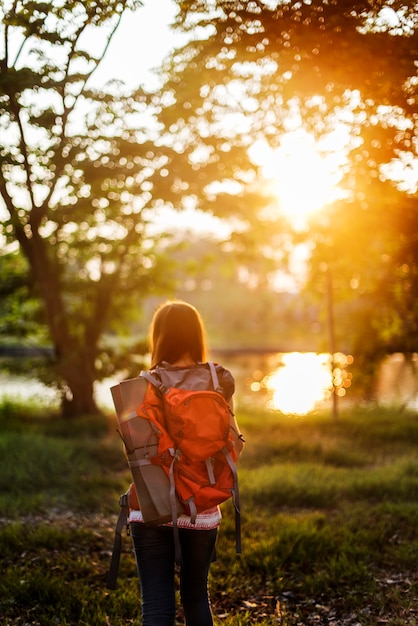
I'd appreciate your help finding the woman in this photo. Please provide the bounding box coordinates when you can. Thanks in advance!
[129,300,245,626]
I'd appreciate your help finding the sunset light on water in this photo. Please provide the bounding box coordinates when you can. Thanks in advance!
[256,352,353,415]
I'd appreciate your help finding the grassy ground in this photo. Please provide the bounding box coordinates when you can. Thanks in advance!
[1,397,418,625]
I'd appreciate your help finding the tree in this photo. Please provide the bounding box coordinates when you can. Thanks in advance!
[302,74,418,389]
[152,0,417,389]
[0,0,182,415]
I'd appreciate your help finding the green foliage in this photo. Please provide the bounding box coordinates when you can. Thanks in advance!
[1,0,417,418]
[0,1,172,415]
[0,249,45,338]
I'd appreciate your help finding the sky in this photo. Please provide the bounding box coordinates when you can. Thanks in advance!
[91,0,182,90]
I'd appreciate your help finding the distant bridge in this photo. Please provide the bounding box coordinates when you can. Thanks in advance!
[0,346,54,358]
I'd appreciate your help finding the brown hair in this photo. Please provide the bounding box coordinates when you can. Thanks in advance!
[149,300,207,368]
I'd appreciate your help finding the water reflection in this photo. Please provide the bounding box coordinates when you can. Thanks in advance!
[253,352,353,415]
[0,351,355,415]
[2,352,417,412]
[262,353,332,414]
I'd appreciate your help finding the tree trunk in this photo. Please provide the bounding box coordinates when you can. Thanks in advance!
[17,228,101,417]
[59,353,100,417]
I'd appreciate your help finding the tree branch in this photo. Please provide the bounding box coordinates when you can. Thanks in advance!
[85,11,124,86]
[0,166,34,265]
[9,99,37,216]
[0,167,18,219]
[6,0,32,68]
[42,11,125,213]
[3,0,17,67]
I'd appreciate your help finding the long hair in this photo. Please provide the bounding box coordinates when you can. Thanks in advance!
[149,300,207,368]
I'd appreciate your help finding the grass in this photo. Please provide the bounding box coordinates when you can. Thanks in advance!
[1,399,418,625]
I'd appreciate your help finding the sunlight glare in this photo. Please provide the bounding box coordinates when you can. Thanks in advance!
[250,129,347,229]
[263,352,333,415]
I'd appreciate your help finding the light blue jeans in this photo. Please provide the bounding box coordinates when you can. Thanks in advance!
[130,522,218,626]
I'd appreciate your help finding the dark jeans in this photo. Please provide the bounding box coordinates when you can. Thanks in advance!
[130,522,218,626]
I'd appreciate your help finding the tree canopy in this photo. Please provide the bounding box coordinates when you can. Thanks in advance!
[1,0,417,414]
[153,0,417,371]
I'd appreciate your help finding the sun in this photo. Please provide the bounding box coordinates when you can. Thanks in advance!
[250,129,347,229]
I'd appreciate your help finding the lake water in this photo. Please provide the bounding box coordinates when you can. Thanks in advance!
[0,352,417,415]
[212,351,418,413]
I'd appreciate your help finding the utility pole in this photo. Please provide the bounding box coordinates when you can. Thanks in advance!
[326,264,338,420]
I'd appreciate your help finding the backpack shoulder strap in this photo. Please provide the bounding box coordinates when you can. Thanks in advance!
[208,361,223,394]
[140,370,168,395]
[142,363,224,396]
[106,490,130,590]
[142,364,220,392]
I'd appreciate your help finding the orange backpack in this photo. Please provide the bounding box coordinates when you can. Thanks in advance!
[139,362,241,561]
